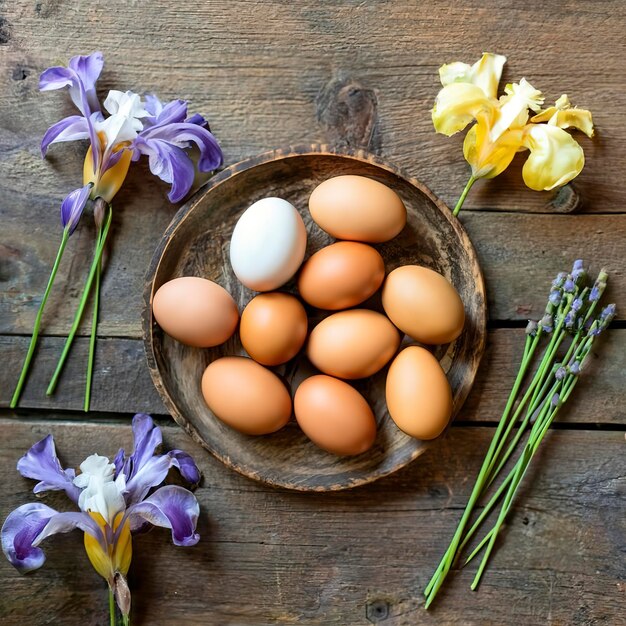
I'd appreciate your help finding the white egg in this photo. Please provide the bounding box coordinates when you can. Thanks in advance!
[229,197,307,291]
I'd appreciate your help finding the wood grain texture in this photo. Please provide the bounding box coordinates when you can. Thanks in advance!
[3,211,625,339]
[2,329,624,425]
[142,148,486,490]
[1,0,625,623]
[0,418,624,625]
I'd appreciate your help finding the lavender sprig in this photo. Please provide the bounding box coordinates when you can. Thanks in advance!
[424,263,616,607]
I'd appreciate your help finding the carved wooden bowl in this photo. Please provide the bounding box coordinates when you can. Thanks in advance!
[142,146,486,491]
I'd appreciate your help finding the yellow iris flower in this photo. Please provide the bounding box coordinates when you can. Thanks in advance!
[432,53,593,215]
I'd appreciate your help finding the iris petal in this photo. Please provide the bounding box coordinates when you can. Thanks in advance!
[521,124,585,191]
[16,435,81,502]
[1,503,57,573]
[128,485,200,547]
[41,115,90,156]
[432,83,495,136]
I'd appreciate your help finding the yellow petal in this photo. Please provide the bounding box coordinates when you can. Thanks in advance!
[83,145,132,203]
[463,120,523,179]
[530,94,594,137]
[83,512,132,583]
[490,79,544,141]
[439,53,506,99]
[521,124,584,191]
[432,83,495,136]
[84,512,112,581]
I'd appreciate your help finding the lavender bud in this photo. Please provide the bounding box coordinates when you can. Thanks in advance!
[552,272,567,288]
[551,393,560,407]
[549,289,562,306]
[600,303,617,326]
[564,310,576,330]
[588,320,601,336]
[589,269,609,302]
[571,298,583,312]
[540,313,553,333]
[525,320,539,336]
[555,366,567,380]
[571,259,586,282]
[563,277,576,293]
[568,361,581,376]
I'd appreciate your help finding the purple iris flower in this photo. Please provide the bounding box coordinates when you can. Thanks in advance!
[2,414,201,578]
[39,51,223,229]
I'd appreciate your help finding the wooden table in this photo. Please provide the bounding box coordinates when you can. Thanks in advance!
[1,2,624,624]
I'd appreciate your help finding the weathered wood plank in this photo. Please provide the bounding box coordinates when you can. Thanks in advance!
[2,211,625,338]
[2,328,623,425]
[0,1,624,216]
[0,419,623,625]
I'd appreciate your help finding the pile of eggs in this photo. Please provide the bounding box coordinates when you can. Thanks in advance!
[152,175,465,457]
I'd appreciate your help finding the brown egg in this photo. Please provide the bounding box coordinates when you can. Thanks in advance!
[152,276,239,348]
[385,346,452,440]
[297,241,385,310]
[294,375,377,456]
[309,175,406,243]
[382,265,465,344]
[307,309,400,379]
[201,357,292,435]
[239,292,308,365]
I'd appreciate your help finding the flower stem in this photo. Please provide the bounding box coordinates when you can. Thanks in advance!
[84,224,104,412]
[109,587,116,626]
[452,175,476,217]
[46,207,112,396]
[10,227,71,408]
[423,332,536,607]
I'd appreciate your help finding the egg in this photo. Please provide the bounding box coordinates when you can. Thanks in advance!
[152,276,239,348]
[307,309,400,379]
[294,375,377,456]
[229,197,307,291]
[201,357,292,435]
[382,265,465,344]
[385,346,452,440]
[297,241,385,310]
[309,175,406,243]
[240,292,308,365]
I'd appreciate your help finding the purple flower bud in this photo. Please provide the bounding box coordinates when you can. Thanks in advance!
[552,272,567,289]
[549,290,562,306]
[571,298,583,312]
[568,361,581,376]
[555,366,567,380]
[564,310,576,329]
[563,277,576,293]
[588,321,601,336]
[571,259,585,282]
[541,313,553,333]
[599,303,617,329]
[551,393,560,407]
[60,184,92,234]
[525,320,538,336]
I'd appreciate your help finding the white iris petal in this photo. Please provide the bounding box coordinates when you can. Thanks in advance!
[75,454,126,525]
[96,90,150,148]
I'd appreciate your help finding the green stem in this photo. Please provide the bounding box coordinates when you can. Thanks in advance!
[84,225,104,412]
[10,228,71,408]
[452,175,476,217]
[46,207,112,396]
[423,333,536,606]
[109,587,116,626]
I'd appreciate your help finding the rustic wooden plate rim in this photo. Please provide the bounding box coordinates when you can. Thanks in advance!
[142,144,487,491]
